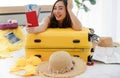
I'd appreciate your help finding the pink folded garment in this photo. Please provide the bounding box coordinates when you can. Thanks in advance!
[0,23,18,30]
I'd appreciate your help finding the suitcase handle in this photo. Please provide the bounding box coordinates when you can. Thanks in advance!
[73,55,80,57]
[73,39,80,43]
[35,54,42,58]
[34,39,41,43]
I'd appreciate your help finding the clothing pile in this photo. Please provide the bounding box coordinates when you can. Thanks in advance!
[93,37,120,63]
[0,20,24,58]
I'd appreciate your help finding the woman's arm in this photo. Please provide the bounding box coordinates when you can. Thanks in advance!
[38,16,50,32]
[67,0,82,31]
[26,16,50,33]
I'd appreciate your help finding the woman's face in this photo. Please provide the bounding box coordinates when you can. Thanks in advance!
[53,1,66,23]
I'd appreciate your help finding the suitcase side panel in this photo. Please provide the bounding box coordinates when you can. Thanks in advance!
[26,28,91,49]
[25,48,91,62]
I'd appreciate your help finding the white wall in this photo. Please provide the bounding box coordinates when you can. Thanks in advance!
[116,0,120,42]
[0,0,56,6]
[0,12,50,25]
[0,0,53,25]
[75,0,120,42]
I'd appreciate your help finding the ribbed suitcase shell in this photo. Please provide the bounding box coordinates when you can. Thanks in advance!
[26,49,91,62]
[25,28,92,62]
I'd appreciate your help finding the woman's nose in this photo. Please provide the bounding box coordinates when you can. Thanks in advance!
[55,9,60,13]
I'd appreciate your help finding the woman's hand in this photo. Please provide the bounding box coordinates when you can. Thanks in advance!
[26,27,35,33]
[26,23,39,33]
[26,16,50,33]
[67,0,73,10]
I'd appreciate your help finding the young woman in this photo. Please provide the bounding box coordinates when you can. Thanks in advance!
[26,0,82,33]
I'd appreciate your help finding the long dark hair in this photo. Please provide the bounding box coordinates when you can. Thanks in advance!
[49,0,72,28]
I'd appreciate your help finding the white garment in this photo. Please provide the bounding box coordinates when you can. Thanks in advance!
[93,46,120,63]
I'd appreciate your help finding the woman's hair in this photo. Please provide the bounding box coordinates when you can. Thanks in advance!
[49,0,72,28]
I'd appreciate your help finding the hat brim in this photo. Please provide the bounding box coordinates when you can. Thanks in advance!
[36,57,87,78]
[112,42,120,47]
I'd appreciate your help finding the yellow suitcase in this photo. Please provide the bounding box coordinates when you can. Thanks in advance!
[25,28,92,62]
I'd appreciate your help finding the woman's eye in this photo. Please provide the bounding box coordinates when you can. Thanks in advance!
[59,8,63,10]
[53,7,57,10]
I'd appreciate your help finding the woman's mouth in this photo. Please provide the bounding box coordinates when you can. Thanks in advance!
[55,15,61,19]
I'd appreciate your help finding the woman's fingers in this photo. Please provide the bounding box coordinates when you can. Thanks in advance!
[26,23,34,33]
[26,27,33,33]
[26,23,39,33]
[26,23,32,27]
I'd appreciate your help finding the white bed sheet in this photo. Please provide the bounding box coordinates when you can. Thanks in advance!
[0,48,120,78]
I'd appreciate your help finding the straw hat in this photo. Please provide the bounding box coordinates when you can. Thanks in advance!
[98,37,120,47]
[36,51,87,78]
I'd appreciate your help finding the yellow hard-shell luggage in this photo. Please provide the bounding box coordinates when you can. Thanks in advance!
[25,28,92,62]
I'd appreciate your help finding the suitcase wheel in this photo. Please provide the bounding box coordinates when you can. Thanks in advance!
[87,55,94,66]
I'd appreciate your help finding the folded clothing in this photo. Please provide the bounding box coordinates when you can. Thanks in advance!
[93,46,120,63]
[0,23,18,30]
[0,20,18,30]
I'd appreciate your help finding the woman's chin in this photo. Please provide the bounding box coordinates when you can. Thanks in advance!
[56,18,61,21]
[56,18,63,22]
